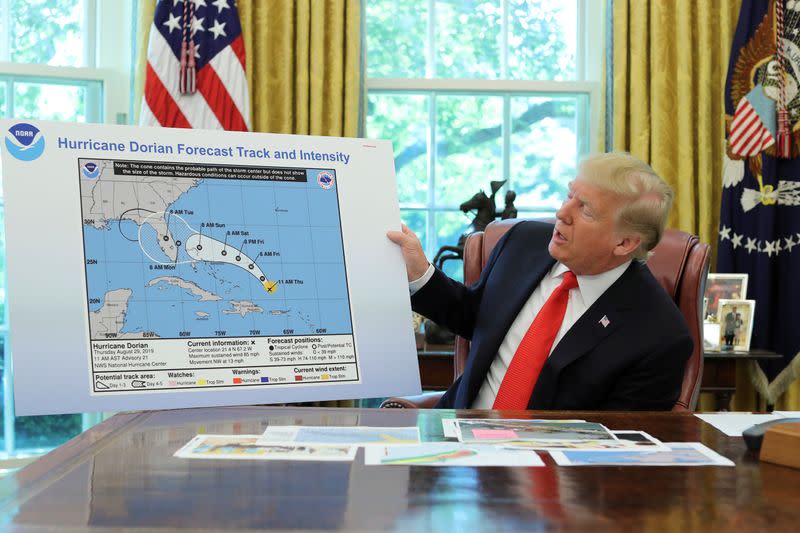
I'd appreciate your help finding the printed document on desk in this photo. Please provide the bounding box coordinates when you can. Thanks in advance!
[0,120,420,415]
[363,443,545,467]
[695,413,787,436]
[550,443,735,466]
[175,435,358,461]
[258,425,420,445]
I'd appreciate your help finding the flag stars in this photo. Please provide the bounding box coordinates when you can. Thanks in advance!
[763,240,779,257]
[209,19,227,39]
[191,0,208,8]
[785,235,797,253]
[720,225,731,241]
[212,0,230,12]
[191,16,205,35]
[731,233,743,249]
[745,237,759,254]
[163,12,181,33]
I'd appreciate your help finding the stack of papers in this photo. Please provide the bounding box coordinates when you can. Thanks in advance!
[173,418,734,467]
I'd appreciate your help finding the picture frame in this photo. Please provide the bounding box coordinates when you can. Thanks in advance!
[703,321,721,350]
[716,299,756,352]
[704,273,748,322]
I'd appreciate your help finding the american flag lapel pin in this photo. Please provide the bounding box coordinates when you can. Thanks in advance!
[599,315,610,328]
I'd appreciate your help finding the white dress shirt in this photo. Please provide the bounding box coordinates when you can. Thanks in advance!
[408,260,631,409]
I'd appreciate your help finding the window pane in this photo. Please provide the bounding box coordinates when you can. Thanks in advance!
[13,82,88,121]
[366,0,427,78]
[367,94,429,204]
[509,95,585,209]
[436,0,501,79]
[434,211,470,282]
[400,210,428,253]
[508,0,577,80]
[10,0,85,66]
[435,95,503,206]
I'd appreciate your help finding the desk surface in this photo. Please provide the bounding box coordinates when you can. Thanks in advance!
[1,407,798,532]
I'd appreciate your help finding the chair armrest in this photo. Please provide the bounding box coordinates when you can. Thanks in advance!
[380,392,444,409]
[671,402,690,412]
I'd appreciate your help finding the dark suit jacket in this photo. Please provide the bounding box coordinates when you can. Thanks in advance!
[412,221,692,410]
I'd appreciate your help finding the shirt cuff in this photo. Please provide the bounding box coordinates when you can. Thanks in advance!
[409,263,435,295]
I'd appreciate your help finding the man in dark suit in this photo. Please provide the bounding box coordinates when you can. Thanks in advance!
[387,152,692,410]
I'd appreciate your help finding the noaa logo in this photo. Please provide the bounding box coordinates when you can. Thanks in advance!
[82,161,100,179]
[4,123,45,161]
[317,171,334,189]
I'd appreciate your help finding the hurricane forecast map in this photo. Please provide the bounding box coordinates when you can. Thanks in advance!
[79,158,358,394]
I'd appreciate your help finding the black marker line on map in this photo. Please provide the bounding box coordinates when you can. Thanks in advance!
[117,208,156,242]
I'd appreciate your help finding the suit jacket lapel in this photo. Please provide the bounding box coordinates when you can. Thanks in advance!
[527,262,639,409]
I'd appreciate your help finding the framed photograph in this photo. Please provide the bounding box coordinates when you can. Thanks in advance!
[703,321,721,350]
[716,299,756,352]
[705,274,748,321]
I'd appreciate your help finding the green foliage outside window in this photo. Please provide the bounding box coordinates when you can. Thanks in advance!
[366,1,583,270]
[9,0,83,66]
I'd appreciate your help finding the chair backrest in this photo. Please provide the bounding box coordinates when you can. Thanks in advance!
[453,219,710,411]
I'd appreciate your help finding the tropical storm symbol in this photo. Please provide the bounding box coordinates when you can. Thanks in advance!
[134,211,278,293]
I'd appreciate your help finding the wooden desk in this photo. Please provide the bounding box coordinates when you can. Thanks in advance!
[1,407,798,531]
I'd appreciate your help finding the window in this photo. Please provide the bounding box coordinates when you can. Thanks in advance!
[0,0,133,458]
[365,0,603,281]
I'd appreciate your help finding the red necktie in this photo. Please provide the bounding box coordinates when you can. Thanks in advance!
[493,271,578,410]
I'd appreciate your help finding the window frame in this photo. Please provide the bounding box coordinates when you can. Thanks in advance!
[366,0,604,264]
[0,0,134,458]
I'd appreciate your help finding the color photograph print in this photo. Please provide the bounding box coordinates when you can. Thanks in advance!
[716,299,756,352]
[704,274,748,321]
[173,434,357,461]
[455,419,613,443]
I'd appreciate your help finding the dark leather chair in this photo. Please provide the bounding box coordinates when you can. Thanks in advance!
[381,218,711,411]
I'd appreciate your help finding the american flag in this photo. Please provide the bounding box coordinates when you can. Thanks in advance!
[728,86,776,157]
[140,0,250,131]
[721,0,800,405]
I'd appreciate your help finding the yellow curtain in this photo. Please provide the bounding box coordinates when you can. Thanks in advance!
[613,0,800,411]
[613,0,739,249]
[133,0,361,407]
[134,0,361,137]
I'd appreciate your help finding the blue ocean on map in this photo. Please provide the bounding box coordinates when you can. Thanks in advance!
[83,171,353,339]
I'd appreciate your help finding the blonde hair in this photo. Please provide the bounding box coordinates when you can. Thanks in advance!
[578,152,674,260]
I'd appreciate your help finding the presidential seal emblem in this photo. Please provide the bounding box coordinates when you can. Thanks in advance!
[725,0,800,214]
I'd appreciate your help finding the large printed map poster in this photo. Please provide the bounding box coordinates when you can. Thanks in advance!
[80,160,357,393]
[1,120,419,415]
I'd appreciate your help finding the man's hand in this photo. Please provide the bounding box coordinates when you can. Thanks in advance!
[387,224,431,282]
